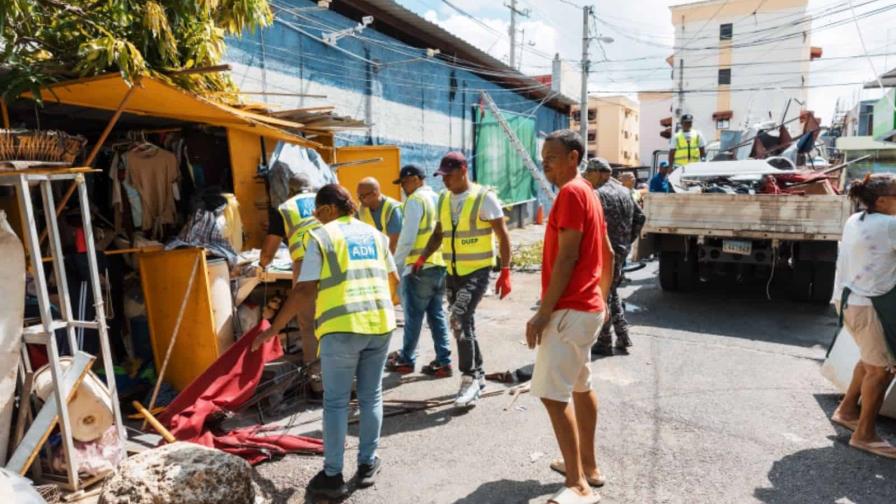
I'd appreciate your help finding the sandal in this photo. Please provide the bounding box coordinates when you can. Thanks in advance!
[550,459,606,487]
[546,487,601,504]
[849,439,896,459]
[831,411,859,431]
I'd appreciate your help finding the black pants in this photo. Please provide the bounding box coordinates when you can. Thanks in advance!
[446,268,491,378]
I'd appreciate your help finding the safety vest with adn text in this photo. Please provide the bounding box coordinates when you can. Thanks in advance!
[438,184,495,276]
[673,131,702,166]
[278,193,321,262]
[309,216,396,340]
[406,189,445,268]
[359,196,400,234]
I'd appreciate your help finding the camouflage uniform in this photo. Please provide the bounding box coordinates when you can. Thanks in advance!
[595,179,645,349]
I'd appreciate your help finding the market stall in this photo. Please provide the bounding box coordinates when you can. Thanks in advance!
[1,73,400,495]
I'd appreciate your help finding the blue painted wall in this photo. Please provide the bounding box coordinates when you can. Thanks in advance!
[226,0,568,194]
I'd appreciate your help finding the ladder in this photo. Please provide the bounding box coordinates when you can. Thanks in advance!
[3,167,125,491]
[479,91,556,200]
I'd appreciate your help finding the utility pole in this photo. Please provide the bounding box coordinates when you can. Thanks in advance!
[580,4,592,158]
[676,14,684,123]
[506,0,530,69]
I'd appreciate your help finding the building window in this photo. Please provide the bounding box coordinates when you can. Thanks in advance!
[635,134,639,141]
[623,131,629,139]
[718,68,731,85]
[720,23,732,40]
[716,119,730,130]
[588,132,596,142]
[588,109,597,121]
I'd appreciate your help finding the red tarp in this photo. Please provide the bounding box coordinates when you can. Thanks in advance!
[157,321,323,464]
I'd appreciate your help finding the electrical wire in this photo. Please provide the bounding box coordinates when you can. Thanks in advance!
[849,0,896,113]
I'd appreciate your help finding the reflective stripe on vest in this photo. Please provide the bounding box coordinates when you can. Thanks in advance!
[438,184,495,276]
[673,131,701,165]
[310,216,396,339]
[278,193,321,262]
[406,190,445,267]
[359,196,400,233]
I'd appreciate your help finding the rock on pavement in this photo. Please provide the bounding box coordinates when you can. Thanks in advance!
[99,442,254,504]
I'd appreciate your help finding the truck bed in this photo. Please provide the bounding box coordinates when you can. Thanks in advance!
[643,193,851,241]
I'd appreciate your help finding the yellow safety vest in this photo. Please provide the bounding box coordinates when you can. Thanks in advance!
[438,184,496,276]
[309,216,396,340]
[278,193,321,262]
[405,189,445,268]
[359,196,400,234]
[673,131,702,165]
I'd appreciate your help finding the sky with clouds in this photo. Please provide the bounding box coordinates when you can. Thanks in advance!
[396,0,896,124]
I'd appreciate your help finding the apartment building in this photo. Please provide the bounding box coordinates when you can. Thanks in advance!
[570,95,641,166]
[668,0,820,141]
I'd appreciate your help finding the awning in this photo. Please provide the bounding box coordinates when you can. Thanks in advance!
[660,127,672,139]
[23,74,320,148]
[712,110,733,121]
[660,117,673,127]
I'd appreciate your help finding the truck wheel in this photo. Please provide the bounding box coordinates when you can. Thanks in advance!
[676,247,699,291]
[810,261,836,304]
[791,261,812,302]
[659,252,679,291]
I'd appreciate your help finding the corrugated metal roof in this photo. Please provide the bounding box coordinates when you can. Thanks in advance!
[330,0,576,112]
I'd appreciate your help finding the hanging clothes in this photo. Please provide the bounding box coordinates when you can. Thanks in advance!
[126,145,179,237]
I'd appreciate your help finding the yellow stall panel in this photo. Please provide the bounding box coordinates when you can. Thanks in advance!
[139,248,218,392]
[335,145,402,203]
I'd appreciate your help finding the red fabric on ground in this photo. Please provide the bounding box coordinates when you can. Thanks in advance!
[157,321,323,464]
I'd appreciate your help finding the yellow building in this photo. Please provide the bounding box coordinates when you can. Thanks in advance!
[570,95,641,166]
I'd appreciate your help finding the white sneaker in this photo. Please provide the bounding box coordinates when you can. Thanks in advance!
[454,375,481,408]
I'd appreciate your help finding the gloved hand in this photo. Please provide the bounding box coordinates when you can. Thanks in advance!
[411,256,426,274]
[496,267,512,299]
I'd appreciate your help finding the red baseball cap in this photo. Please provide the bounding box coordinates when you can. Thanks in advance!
[435,151,467,176]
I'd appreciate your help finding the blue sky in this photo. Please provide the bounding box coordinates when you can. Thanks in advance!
[396,0,896,124]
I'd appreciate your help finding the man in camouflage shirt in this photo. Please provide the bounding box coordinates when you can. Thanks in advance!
[582,159,645,355]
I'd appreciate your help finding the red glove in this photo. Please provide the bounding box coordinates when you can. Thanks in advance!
[496,267,512,299]
[411,256,426,274]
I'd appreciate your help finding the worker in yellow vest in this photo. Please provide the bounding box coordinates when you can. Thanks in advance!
[357,177,402,253]
[274,175,323,392]
[254,184,398,499]
[385,165,452,377]
[668,113,706,167]
[416,152,512,408]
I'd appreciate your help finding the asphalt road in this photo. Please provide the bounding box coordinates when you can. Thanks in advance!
[252,230,896,504]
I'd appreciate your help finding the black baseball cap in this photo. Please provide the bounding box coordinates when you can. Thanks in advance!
[435,151,468,176]
[393,165,426,184]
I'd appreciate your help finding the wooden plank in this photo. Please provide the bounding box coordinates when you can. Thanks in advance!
[5,351,94,475]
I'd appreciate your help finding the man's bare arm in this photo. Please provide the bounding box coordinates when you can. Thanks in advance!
[489,217,512,268]
[419,222,444,261]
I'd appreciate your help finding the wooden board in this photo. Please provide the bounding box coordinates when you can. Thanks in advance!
[643,193,852,241]
[138,249,219,392]
[335,145,402,204]
[5,351,94,475]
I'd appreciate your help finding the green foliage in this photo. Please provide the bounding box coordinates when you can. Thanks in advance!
[0,0,273,104]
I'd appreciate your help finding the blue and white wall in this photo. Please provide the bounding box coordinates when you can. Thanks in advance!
[225,0,568,192]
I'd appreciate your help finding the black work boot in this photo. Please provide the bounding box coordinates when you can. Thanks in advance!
[307,470,349,500]
[591,340,614,356]
[356,456,382,488]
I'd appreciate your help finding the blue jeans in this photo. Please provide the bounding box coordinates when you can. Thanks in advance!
[399,266,451,366]
[320,332,392,476]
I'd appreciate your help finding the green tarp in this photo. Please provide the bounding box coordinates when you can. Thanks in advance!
[474,107,537,205]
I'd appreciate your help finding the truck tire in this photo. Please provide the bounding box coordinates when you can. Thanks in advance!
[791,261,813,302]
[676,247,699,291]
[810,261,836,304]
[659,251,679,291]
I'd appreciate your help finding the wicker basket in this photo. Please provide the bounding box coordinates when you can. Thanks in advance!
[0,129,87,166]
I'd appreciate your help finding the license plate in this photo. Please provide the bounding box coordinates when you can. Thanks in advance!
[723,240,753,256]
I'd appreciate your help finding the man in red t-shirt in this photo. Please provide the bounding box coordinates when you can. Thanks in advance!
[527,129,614,504]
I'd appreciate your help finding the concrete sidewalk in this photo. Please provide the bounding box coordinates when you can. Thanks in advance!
[253,255,895,504]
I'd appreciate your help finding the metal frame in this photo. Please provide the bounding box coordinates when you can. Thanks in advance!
[1,167,125,491]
